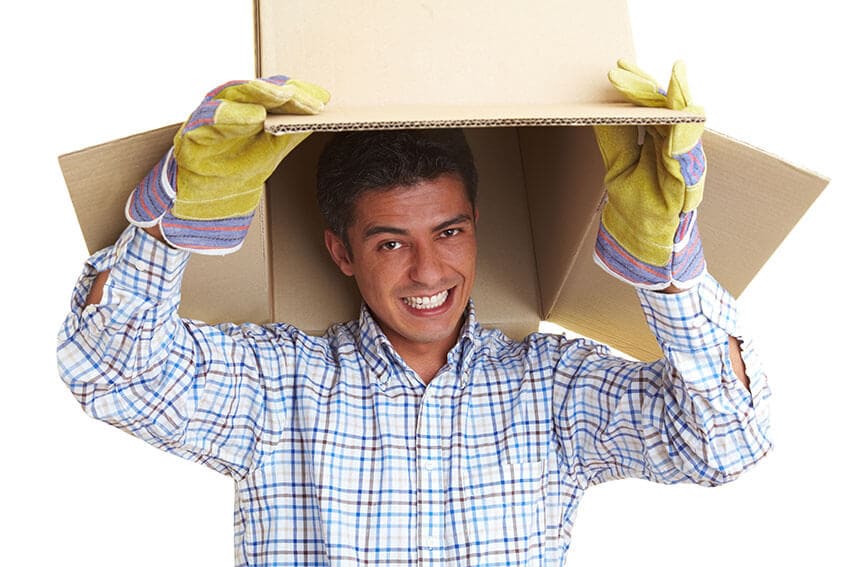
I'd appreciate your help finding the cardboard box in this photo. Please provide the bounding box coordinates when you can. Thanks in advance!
[57,0,827,361]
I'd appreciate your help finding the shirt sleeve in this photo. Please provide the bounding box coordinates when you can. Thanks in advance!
[552,273,771,488]
[57,225,290,480]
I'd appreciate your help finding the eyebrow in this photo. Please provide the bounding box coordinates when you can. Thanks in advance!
[363,214,474,239]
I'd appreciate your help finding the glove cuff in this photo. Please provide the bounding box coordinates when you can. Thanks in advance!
[159,209,256,255]
[594,211,706,290]
[125,147,177,227]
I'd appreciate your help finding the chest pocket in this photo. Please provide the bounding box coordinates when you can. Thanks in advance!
[459,460,547,565]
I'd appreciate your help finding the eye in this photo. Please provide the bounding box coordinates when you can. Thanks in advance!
[440,228,461,238]
[379,240,403,251]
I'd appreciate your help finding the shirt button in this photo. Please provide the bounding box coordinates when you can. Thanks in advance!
[425,534,440,548]
[425,459,437,472]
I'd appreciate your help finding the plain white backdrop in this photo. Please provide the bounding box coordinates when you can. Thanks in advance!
[1,1,846,565]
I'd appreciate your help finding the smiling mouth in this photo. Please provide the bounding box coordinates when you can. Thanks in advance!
[402,289,451,310]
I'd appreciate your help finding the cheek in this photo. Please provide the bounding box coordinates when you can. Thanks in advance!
[358,253,410,286]
[444,240,477,270]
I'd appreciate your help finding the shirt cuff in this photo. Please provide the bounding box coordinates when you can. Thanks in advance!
[636,272,738,351]
[89,224,191,304]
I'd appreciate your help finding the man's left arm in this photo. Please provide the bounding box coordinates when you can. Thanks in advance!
[580,60,771,485]
[637,273,772,482]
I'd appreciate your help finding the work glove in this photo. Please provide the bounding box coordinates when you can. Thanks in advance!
[126,76,330,254]
[593,60,706,290]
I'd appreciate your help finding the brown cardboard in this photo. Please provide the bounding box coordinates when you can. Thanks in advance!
[57,0,829,360]
[538,130,829,360]
[254,1,637,107]
[58,125,272,325]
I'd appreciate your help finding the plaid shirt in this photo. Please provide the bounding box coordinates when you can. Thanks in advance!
[58,226,771,566]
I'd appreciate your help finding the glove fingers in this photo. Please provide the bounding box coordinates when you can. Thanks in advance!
[180,98,266,146]
[268,78,331,115]
[616,59,659,84]
[665,61,705,160]
[141,76,329,255]
[215,76,330,115]
[666,60,693,111]
[608,62,667,108]
[214,76,292,109]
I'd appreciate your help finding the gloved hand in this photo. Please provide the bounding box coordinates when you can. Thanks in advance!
[593,60,707,290]
[126,76,330,254]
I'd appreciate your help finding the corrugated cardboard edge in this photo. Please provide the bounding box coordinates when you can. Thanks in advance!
[253,0,263,79]
[265,103,704,134]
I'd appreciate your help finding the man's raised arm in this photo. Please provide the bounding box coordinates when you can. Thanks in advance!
[552,61,770,487]
[59,76,329,478]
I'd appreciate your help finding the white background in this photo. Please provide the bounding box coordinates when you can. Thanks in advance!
[1,1,847,565]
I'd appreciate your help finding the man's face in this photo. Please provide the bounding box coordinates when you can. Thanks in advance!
[324,174,477,357]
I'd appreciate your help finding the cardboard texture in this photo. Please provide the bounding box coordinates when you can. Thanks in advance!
[264,103,704,133]
[58,0,828,361]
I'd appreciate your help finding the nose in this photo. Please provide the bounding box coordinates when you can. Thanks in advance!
[409,242,446,286]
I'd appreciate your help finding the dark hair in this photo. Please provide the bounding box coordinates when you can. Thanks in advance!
[316,129,478,248]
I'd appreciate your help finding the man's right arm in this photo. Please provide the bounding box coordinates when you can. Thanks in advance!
[59,225,289,480]
[64,75,329,478]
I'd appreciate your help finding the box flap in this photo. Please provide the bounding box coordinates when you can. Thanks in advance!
[58,127,272,324]
[544,129,829,360]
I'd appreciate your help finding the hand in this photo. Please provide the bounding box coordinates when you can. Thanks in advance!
[126,76,330,254]
[593,60,706,290]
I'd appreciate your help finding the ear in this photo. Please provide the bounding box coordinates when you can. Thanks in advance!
[324,229,355,277]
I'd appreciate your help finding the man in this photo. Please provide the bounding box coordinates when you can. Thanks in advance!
[58,65,770,565]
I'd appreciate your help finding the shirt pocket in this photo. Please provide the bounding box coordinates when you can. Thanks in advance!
[459,460,547,564]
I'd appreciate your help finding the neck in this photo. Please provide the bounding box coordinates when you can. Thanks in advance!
[397,341,454,385]
[379,319,465,386]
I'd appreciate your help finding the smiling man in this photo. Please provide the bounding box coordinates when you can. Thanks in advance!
[58,72,770,566]
[319,130,480,383]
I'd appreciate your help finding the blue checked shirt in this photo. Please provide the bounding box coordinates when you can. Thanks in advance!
[58,226,771,566]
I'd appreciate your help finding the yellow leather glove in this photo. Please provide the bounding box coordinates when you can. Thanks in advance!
[126,76,330,254]
[593,60,707,289]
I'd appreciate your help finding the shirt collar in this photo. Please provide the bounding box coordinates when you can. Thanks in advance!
[355,300,480,389]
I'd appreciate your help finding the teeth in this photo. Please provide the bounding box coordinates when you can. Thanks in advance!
[403,290,449,310]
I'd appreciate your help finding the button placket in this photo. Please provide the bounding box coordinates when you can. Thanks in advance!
[416,380,445,559]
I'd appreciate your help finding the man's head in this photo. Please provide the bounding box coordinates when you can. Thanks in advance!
[316,129,478,252]
[316,129,479,360]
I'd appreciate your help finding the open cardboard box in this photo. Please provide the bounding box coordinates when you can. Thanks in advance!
[58,0,827,361]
